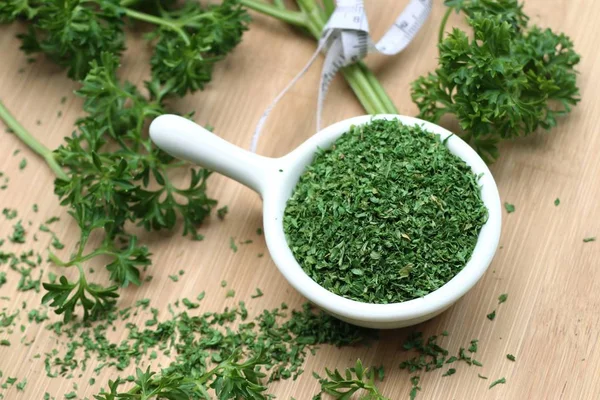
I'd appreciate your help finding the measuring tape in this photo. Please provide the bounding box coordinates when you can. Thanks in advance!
[250,0,433,152]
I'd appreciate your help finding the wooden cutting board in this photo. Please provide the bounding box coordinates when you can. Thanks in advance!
[0,1,598,398]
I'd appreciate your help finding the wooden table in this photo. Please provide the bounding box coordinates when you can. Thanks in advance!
[0,1,598,399]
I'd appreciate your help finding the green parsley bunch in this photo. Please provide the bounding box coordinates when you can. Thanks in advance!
[0,1,249,322]
[0,0,249,96]
[411,0,580,162]
[41,52,217,322]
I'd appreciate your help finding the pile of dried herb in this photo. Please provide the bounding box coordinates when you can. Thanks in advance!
[284,119,488,304]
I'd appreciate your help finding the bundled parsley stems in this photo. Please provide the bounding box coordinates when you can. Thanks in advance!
[0,0,580,398]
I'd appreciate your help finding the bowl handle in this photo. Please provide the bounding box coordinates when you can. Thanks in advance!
[150,114,272,195]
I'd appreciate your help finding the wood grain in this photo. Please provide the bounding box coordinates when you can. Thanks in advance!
[1,1,599,399]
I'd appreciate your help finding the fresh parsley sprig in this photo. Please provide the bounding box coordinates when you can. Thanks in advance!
[1,0,249,96]
[94,349,268,400]
[312,359,389,400]
[412,0,580,162]
[0,51,218,322]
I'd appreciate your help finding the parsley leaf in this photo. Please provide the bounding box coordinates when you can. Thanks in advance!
[312,359,389,400]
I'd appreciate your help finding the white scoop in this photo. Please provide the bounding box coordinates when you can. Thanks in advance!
[149,114,502,329]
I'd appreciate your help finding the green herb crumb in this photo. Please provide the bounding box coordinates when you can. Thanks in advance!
[583,237,596,243]
[16,377,27,391]
[507,354,516,361]
[504,202,515,213]
[19,158,27,170]
[226,289,235,298]
[9,220,26,243]
[442,368,456,377]
[489,377,506,389]
[251,288,263,298]
[217,206,228,220]
[554,198,560,206]
[410,376,421,400]
[498,293,508,304]
[229,237,238,252]
[182,298,199,309]
[487,310,496,321]
[468,339,478,353]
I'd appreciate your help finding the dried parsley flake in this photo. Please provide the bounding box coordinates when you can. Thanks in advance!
[498,293,508,304]
[489,377,506,389]
[284,119,487,304]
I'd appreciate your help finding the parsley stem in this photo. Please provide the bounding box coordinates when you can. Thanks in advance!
[0,100,69,181]
[323,0,336,17]
[240,0,306,26]
[439,7,453,43]
[123,8,190,45]
[242,0,395,116]
[358,62,399,113]
[299,0,389,114]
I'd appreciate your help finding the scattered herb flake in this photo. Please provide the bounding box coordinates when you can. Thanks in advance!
[251,288,263,298]
[229,237,238,253]
[16,377,27,391]
[468,339,478,353]
[489,377,506,389]
[554,198,560,206]
[498,293,508,304]
[410,376,421,400]
[182,298,199,309]
[504,202,515,213]
[487,310,496,321]
[9,220,26,243]
[442,368,456,377]
[217,206,228,220]
[583,237,596,243]
[507,354,516,361]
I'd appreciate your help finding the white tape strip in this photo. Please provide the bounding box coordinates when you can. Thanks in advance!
[251,0,432,152]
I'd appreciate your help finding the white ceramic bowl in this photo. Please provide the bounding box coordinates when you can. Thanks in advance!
[150,114,502,329]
